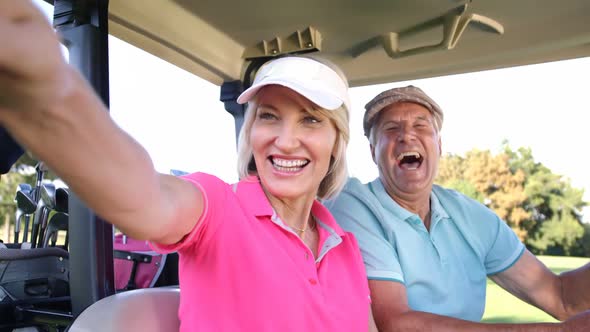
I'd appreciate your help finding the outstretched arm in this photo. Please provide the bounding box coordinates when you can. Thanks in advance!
[0,0,202,244]
[370,279,572,332]
[491,250,590,321]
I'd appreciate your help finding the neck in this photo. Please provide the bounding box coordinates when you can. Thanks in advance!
[386,186,432,227]
[262,187,316,234]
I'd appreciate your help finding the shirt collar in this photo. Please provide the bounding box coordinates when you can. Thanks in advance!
[234,176,274,217]
[312,200,346,237]
[430,189,450,222]
[370,178,449,225]
[234,176,346,237]
[369,178,414,221]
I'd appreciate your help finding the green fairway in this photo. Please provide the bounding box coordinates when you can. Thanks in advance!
[482,255,589,323]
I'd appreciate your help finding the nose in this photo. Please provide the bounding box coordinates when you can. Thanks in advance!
[396,124,416,143]
[274,122,301,152]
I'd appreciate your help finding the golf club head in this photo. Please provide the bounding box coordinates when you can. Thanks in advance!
[40,183,57,209]
[15,188,37,214]
[43,211,69,247]
[17,183,32,193]
[55,187,69,213]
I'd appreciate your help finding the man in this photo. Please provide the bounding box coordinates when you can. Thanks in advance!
[0,127,24,179]
[326,86,590,331]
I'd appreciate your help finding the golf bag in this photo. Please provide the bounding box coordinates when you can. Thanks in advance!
[113,234,178,291]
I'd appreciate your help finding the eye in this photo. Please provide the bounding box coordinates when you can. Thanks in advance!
[303,115,321,124]
[258,111,277,120]
[415,121,433,130]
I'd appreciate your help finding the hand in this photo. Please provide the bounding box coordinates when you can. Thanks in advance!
[562,310,590,332]
[0,0,72,117]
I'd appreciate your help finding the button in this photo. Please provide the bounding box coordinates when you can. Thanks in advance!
[304,252,309,260]
[309,279,317,285]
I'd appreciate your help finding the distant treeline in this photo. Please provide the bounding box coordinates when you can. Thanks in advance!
[437,141,588,257]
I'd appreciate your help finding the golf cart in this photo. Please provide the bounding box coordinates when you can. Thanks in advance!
[2,0,589,330]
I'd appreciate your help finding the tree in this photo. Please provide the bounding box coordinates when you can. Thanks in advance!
[437,143,588,255]
[437,149,530,241]
[437,154,484,200]
[503,144,587,255]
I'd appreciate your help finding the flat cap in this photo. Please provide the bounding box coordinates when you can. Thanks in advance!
[363,85,443,137]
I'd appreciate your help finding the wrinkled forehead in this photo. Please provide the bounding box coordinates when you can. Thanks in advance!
[377,101,436,124]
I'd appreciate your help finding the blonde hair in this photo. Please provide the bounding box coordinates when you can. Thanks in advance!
[236,55,350,199]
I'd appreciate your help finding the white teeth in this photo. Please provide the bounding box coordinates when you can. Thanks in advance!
[396,151,421,161]
[272,158,308,168]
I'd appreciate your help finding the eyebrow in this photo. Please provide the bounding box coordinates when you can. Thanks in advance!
[380,120,399,127]
[257,104,316,115]
[256,104,277,112]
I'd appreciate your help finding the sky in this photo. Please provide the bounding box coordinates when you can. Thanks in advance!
[106,38,590,204]
[34,1,590,203]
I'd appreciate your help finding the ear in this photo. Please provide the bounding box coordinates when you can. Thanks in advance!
[370,143,377,164]
[437,135,442,156]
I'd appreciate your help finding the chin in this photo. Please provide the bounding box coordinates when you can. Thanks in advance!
[268,187,305,200]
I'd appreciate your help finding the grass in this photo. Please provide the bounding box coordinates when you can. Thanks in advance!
[482,255,589,323]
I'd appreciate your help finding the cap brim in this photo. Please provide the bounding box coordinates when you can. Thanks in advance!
[237,79,344,111]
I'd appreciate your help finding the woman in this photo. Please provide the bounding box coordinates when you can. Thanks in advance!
[152,56,372,330]
[0,3,374,330]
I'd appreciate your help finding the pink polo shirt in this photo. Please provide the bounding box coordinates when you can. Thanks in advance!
[152,173,370,331]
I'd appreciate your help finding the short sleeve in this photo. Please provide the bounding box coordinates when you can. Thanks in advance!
[325,179,404,283]
[485,215,525,275]
[151,172,230,254]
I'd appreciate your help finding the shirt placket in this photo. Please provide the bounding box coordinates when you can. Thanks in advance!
[270,212,322,287]
[408,215,445,264]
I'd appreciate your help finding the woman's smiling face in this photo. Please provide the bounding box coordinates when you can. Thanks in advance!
[250,85,338,201]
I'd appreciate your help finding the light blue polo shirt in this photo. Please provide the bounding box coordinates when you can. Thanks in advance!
[325,177,525,322]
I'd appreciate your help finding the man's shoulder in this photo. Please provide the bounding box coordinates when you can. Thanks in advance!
[326,178,390,244]
[326,177,383,216]
[433,184,501,231]
[342,176,369,191]
[334,177,380,205]
[433,184,490,212]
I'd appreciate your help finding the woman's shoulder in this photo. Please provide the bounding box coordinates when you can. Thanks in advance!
[181,172,233,187]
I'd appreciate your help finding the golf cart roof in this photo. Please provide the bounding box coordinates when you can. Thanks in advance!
[108,0,590,87]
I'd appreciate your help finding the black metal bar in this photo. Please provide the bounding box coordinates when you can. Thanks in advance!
[113,250,153,263]
[220,81,245,144]
[12,306,72,331]
[16,307,74,319]
[53,0,114,318]
[221,58,277,144]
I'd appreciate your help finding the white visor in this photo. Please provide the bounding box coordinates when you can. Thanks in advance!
[237,57,350,112]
